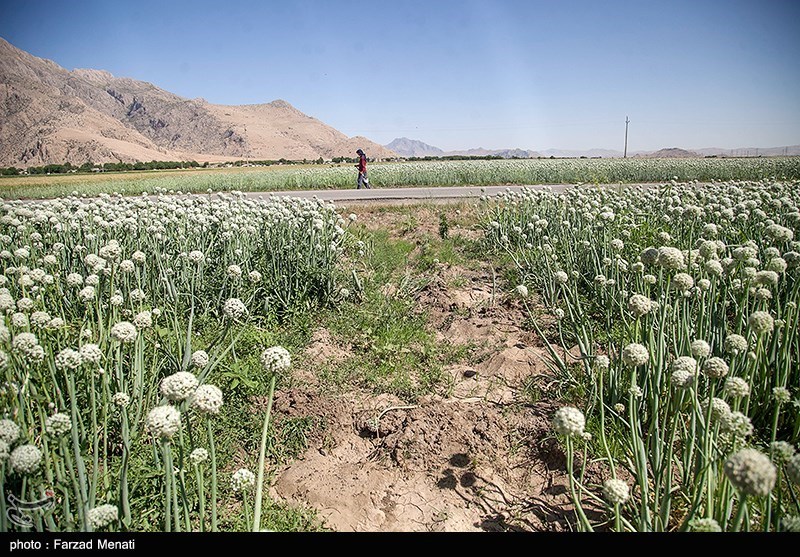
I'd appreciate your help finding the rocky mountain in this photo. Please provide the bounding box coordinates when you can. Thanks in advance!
[0,37,396,166]
[385,137,444,158]
[634,147,699,158]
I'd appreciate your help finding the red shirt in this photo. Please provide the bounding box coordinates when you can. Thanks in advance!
[358,154,367,173]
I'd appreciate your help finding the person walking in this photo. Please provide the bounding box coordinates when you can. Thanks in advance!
[355,148,371,189]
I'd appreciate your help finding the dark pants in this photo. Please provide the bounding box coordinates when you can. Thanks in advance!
[357,172,371,189]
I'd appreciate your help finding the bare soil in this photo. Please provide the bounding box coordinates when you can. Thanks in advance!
[267,204,605,531]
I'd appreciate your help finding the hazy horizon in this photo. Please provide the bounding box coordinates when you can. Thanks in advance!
[1,0,798,153]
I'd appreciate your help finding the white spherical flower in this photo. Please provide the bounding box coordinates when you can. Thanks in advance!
[223,298,248,320]
[514,284,528,298]
[87,504,118,529]
[0,439,8,462]
[724,448,776,497]
[690,340,711,359]
[190,448,209,465]
[698,240,718,259]
[231,468,255,493]
[80,344,102,365]
[773,387,791,405]
[724,377,750,399]
[766,257,787,274]
[705,260,723,276]
[703,356,729,378]
[160,371,199,402]
[627,294,652,318]
[133,310,152,329]
[16,297,34,312]
[132,250,146,264]
[672,272,694,292]
[78,285,96,301]
[12,332,39,357]
[10,444,42,474]
[119,259,135,273]
[697,278,711,291]
[770,441,796,466]
[553,271,568,284]
[30,311,51,328]
[689,517,722,532]
[0,292,14,312]
[85,274,100,286]
[702,397,731,421]
[99,240,122,261]
[28,344,45,363]
[188,250,205,264]
[43,254,57,266]
[670,356,697,386]
[129,288,146,302]
[748,311,774,335]
[754,270,779,287]
[0,419,21,444]
[720,411,754,438]
[552,406,585,438]
[787,455,800,486]
[145,405,182,440]
[0,350,8,370]
[602,478,630,506]
[54,348,82,371]
[66,273,83,287]
[613,403,625,413]
[248,270,262,283]
[45,413,72,437]
[724,334,748,355]
[10,312,29,328]
[191,350,209,369]
[110,321,138,343]
[112,392,131,407]
[657,246,685,270]
[226,264,243,279]
[594,354,610,372]
[260,346,292,374]
[643,274,657,285]
[782,516,800,532]
[109,294,124,307]
[191,384,223,415]
[622,343,649,367]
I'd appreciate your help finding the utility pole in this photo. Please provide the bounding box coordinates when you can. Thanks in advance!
[623,116,630,158]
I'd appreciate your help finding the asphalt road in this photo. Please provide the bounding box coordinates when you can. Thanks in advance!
[245,184,577,203]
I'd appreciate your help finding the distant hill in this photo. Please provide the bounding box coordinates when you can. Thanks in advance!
[385,137,444,158]
[634,147,700,158]
[0,37,397,167]
[385,138,799,160]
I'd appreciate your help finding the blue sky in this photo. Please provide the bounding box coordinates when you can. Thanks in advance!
[1,0,799,152]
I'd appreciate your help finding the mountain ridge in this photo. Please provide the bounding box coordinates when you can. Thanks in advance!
[0,37,397,166]
[385,137,800,159]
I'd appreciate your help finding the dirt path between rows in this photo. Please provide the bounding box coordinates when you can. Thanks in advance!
[266,203,604,531]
